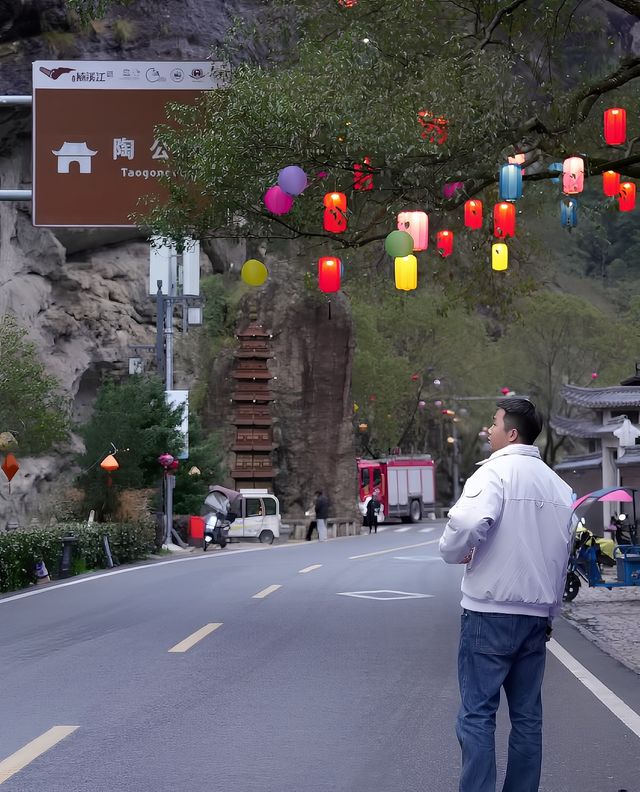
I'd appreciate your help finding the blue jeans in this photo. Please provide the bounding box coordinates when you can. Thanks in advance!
[456,609,548,792]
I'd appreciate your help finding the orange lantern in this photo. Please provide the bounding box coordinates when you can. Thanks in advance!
[464,199,483,230]
[353,157,374,191]
[318,256,341,293]
[323,192,347,233]
[602,170,620,198]
[1,453,19,482]
[604,108,626,145]
[618,182,636,212]
[493,202,516,238]
[397,211,428,251]
[100,454,120,472]
[436,230,454,257]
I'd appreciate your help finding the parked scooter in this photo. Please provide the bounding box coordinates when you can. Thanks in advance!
[609,512,638,546]
[202,487,239,551]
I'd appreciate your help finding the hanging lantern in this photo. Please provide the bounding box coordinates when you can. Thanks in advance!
[602,170,621,198]
[418,400,426,409]
[560,197,578,229]
[604,108,626,145]
[394,255,418,291]
[354,157,374,191]
[358,422,368,432]
[436,230,454,257]
[492,243,508,271]
[548,163,562,184]
[323,192,347,233]
[397,211,428,251]
[264,185,294,215]
[384,230,414,257]
[100,454,119,472]
[499,164,522,201]
[562,157,584,195]
[464,199,483,230]
[241,259,268,286]
[443,182,463,199]
[417,110,448,145]
[508,153,526,175]
[158,452,175,469]
[318,256,341,293]
[493,202,516,238]
[618,181,636,212]
[278,165,307,196]
[1,453,19,482]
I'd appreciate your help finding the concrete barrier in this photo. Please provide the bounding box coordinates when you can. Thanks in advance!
[283,517,361,541]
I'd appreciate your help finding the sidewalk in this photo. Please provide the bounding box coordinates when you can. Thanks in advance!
[562,573,640,675]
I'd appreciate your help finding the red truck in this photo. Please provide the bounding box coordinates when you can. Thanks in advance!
[357,455,436,523]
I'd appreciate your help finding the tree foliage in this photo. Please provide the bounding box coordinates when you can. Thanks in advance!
[76,375,185,519]
[0,315,69,454]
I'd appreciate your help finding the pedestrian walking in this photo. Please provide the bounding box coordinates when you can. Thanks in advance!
[366,489,381,533]
[313,489,329,542]
[439,397,574,792]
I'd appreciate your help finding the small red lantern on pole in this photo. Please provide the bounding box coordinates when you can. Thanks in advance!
[604,108,626,145]
[602,170,620,197]
[464,200,483,229]
[436,230,454,257]
[493,202,516,238]
[318,256,341,293]
[1,453,20,492]
[323,192,347,233]
[618,181,636,212]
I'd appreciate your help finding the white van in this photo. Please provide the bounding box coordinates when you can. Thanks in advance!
[228,489,281,545]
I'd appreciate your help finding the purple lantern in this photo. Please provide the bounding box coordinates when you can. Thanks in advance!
[278,166,308,196]
[443,181,464,199]
[418,400,426,409]
[158,452,174,469]
[264,186,294,215]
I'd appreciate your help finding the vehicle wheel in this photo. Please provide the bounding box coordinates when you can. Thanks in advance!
[259,530,274,545]
[563,571,581,602]
[410,500,422,523]
[203,538,208,552]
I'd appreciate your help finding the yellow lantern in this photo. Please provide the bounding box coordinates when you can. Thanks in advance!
[492,243,508,271]
[241,259,268,286]
[394,255,418,291]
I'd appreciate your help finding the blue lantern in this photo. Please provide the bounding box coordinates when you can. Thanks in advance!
[499,164,522,201]
[548,163,562,184]
[560,197,578,229]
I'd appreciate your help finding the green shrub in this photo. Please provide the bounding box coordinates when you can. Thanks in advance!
[0,520,155,593]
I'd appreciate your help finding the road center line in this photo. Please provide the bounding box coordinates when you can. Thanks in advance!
[394,527,412,533]
[168,622,223,653]
[299,564,322,574]
[0,726,79,784]
[547,639,640,739]
[252,584,282,599]
[350,539,439,560]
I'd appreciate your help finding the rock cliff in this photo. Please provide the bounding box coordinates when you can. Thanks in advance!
[0,0,357,523]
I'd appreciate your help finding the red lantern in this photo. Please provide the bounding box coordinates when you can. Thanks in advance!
[604,108,626,145]
[318,256,341,293]
[436,230,454,257]
[464,199,483,230]
[1,453,19,482]
[602,170,620,197]
[397,211,428,251]
[323,192,347,233]
[353,157,373,191]
[338,0,357,6]
[618,182,636,212]
[417,110,448,144]
[493,202,516,238]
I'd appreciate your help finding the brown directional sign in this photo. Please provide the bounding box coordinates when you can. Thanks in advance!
[32,61,224,227]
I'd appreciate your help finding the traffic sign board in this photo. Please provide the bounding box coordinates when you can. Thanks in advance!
[32,60,225,227]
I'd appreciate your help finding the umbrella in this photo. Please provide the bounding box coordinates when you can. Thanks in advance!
[572,486,636,525]
[204,485,242,515]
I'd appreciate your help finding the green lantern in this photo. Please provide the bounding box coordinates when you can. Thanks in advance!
[384,230,414,258]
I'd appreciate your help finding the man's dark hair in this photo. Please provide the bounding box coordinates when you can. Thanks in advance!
[314,489,323,496]
[496,397,543,445]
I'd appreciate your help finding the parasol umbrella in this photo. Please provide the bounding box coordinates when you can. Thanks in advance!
[572,486,636,525]
[204,485,242,516]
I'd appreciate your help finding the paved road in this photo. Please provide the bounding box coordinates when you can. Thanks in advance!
[0,521,638,791]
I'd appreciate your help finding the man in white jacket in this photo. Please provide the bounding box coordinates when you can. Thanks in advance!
[439,397,574,792]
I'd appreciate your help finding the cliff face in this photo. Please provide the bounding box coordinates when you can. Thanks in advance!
[0,0,357,522]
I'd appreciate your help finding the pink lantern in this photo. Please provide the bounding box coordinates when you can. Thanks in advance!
[264,185,294,215]
[562,157,584,195]
[397,211,429,251]
[443,182,464,199]
[158,453,174,469]
[418,400,426,409]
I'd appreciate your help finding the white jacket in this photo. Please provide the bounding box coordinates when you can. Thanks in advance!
[439,444,574,618]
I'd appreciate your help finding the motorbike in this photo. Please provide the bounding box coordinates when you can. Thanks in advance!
[608,512,638,546]
[202,486,239,551]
